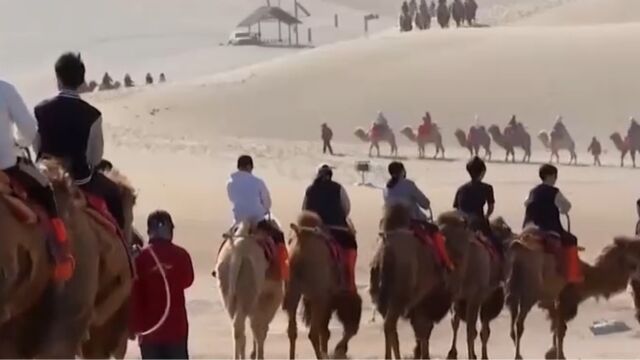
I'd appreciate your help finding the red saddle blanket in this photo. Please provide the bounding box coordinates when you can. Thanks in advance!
[473,233,499,261]
[411,223,454,270]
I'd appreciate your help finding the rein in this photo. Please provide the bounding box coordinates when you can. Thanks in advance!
[135,245,171,337]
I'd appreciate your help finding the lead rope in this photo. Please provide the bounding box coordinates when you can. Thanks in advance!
[135,245,171,337]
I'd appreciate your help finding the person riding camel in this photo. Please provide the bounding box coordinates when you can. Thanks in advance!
[383,161,454,270]
[418,111,433,138]
[35,52,125,229]
[101,72,113,88]
[419,0,429,17]
[159,73,167,83]
[372,111,389,140]
[226,155,288,280]
[553,115,567,139]
[124,74,135,88]
[0,79,74,282]
[453,156,502,258]
[409,0,418,17]
[146,73,154,85]
[302,164,357,292]
[628,117,640,144]
[524,164,583,284]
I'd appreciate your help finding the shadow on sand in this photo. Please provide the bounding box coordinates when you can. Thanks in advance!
[415,156,458,163]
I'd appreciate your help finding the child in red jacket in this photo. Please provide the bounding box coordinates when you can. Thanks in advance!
[130,210,194,359]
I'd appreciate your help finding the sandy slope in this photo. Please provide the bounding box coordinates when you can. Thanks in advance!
[5,0,640,357]
[515,0,640,26]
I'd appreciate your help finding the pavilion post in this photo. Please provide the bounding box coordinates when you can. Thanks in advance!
[278,20,282,41]
[288,25,292,45]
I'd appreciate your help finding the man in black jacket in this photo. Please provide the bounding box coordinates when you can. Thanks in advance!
[524,164,582,283]
[302,164,357,292]
[35,52,124,228]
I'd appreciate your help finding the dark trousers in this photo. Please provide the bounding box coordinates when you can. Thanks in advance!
[328,228,357,250]
[80,172,125,228]
[257,219,285,245]
[140,339,188,360]
[322,139,333,155]
[4,161,59,217]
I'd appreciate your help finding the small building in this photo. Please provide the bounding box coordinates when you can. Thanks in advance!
[233,6,302,45]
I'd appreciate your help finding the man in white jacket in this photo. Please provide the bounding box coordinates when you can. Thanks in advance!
[227,155,288,280]
[0,79,74,282]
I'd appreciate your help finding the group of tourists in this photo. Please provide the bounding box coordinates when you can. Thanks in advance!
[400,0,478,31]
[1,53,191,359]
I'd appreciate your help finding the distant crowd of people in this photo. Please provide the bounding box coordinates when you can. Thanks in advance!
[400,0,478,31]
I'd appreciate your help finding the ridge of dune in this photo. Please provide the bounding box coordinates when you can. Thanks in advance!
[515,0,640,26]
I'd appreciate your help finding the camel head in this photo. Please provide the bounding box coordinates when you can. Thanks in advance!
[490,216,515,248]
[400,126,417,142]
[454,129,468,147]
[289,211,323,242]
[354,128,370,143]
[537,131,551,149]
[612,237,640,283]
[488,125,502,137]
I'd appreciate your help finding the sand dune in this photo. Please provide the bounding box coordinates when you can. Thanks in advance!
[5,0,640,358]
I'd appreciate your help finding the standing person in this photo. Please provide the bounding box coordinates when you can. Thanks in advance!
[453,156,501,257]
[302,164,356,292]
[34,52,125,229]
[587,136,602,166]
[130,210,194,360]
[635,198,640,236]
[0,79,74,282]
[383,161,453,270]
[321,123,334,155]
[524,164,582,283]
[227,155,288,280]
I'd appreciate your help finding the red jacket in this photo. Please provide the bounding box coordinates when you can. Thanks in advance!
[129,239,194,344]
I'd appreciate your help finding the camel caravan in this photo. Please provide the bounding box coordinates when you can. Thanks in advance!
[78,72,167,94]
[400,0,478,31]
[353,112,640,168]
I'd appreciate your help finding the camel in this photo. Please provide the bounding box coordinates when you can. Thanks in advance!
[369,204,449,359]
[354,127,398,157]
[610,132,637,167]
[455,126,492,160]
[215,221,284,360]
[538,129,577,165]
[79,80,98,93]
[98,81,122,92]
[436,212,508,360]
[506,231,640,359]
[437,0,451,28]
[488,124,532,163]
[451,0,466,27]
[400,12,413,32]
[401,125,445,159]
[464,0,478,25]
[0,161,135,358]
[285,212,362,359]
[415,1,431,30]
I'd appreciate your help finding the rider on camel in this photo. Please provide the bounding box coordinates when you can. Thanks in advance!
[371,111,389,141]
[302,164,357,292]
[418,111,433,138]
[384,161,454,270]
[453,157,502,258]
[227,155,288,280]
[628,117,640,143]
[35,52,125,229]
[1,79,74,282]
[524,164,582,284]
[124,74,135,88]
[553,115,567,138]
[101,72,113,88]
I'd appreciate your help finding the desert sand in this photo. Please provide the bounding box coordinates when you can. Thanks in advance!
[5,0,640,358]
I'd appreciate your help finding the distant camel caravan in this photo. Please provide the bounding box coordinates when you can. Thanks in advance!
[78,72,168,93]
[489,120,532,163]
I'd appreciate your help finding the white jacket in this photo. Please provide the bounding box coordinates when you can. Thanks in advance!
[0,80,37,169]
[227,170,272,223]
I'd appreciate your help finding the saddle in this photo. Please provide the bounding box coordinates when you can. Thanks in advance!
[473,232,499,261]
[410,221,454,271]
[515,227,562,254]
[218,223,279,278]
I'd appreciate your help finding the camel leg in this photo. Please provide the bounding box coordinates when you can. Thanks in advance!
[92,273,131,327]
[308,304,330,359]
[383,310,401,360]
[287,311,298,360]
[319,310,331,357]
[233,313,247,360]
[514,301,534,360]
[284,286,301,360]
[250,318,267,360]
[480,319,491,360]
[334,293,362,358]
[632,150,636,168]
[447,311,460,360]
[465,302,481,360]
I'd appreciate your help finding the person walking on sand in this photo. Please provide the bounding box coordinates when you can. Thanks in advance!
[587,136,602,166]
[321,123,334,155]
[130,210,194,359]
